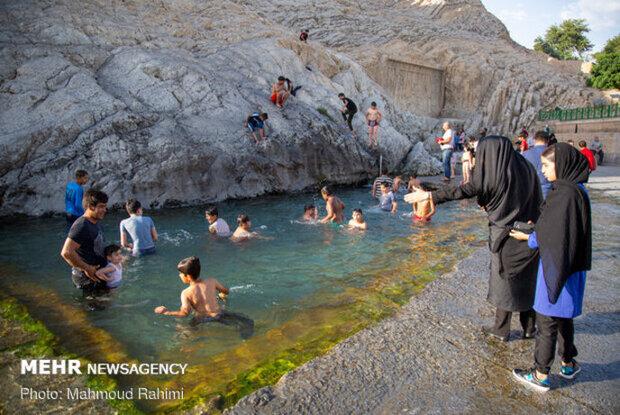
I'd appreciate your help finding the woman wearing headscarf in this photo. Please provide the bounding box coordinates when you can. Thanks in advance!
[405,136,542,340]
[510,143,591,391]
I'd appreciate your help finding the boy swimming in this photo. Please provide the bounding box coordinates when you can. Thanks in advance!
[154,256,229,318]
[411,182,435,222]
[231,214,258,241]
[348,208,367,230]
[302,204,319,222]
[205,206,231,237]
[95,244,125,289]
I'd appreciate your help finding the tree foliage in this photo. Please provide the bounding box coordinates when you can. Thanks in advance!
[588,35,620,90]
[534,19,593,60]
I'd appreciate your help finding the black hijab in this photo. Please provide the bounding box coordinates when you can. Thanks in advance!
[471,136,542,228]
[535,143,592,304]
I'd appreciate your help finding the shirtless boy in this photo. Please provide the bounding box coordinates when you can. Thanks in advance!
[271,76,290,108]
[319,186,345,224]
[231,214,258,241]
[302,204,318,222]
[348,208,367,230]
[154,256,229,318]
[365,101,382,147]
[411,183,435,222]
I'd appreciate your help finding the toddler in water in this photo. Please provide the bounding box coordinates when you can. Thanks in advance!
[348,208,367,230]
[411,183,435,222]
[231,214,258,241]
[95,244,125,289]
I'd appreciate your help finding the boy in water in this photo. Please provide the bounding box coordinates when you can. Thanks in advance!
[271,76,290,108]
[302,204,318,222]
[379,182,397,213]
[244,112,269,144]
[65,169,88,227]
[231,214,258,241]
[348,208,367,230]
[411,183,435,222]
[365,101,382,147]
[120,199,158,256]
[319,186,345,224]
[96,244,125,289]
[205,206,231,237]
[154,256,229,318]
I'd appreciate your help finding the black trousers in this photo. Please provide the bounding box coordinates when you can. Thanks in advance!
[534,313,578,374]
[494,307,535,337]
[341,110,356,131]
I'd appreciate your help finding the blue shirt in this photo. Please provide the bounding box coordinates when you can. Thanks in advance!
[120,215,156,254]
[65,182,84,216]
[528,231,586,318]
[523,145,552,199]
[379,191,396,211]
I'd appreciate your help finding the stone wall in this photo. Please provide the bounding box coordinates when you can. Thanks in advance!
[535,118,620,164]
[369,58,444,117]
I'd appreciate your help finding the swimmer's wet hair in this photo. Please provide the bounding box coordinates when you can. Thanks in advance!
[205,206,218,217]
[353,208,363,215]
[125,198,141,214]
[75,169,88,179]
[178,256,200,279]
[237,214,250,224]
[104,244,121,257]
[82,189,108,209]
[321,185,333,195]
[304,204,316,212]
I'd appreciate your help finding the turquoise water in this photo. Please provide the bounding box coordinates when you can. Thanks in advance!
[0,186,489,407]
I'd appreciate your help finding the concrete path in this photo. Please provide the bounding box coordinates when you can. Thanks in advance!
[228,176,620,414]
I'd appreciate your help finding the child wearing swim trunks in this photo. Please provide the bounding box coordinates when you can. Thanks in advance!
[95,244,125,289]
[410,183,435,222]
[348,208,367,230]
[154,256,229,318]
[365,101,382,147]
[231,214,258,241]
[244,112,269,144]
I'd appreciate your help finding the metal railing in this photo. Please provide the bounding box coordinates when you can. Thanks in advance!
[538,103,619,122]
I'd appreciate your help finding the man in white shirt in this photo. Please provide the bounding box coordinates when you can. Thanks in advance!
[205,206,231,237]
[438,121,454,181]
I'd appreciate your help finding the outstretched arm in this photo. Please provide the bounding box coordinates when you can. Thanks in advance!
[154,291,191,317]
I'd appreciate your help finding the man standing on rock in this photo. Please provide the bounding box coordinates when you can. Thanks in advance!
[438,121,454,181]
[65,169,88,228]
[61,189,109,294]
[338,93,358,137]
[320,186,345,224]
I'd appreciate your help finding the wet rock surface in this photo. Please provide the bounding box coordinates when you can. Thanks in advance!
[0,0,602,216]
[228,178,620,414]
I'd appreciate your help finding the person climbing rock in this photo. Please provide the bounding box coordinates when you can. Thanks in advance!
[244,112,269,143]
[338,93,357,137]
[271,76,290,108]
[299,29,309,42]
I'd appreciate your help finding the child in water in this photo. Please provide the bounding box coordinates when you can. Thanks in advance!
[231,214,258,241]
[379,182,397,213]
[348,208,367,230]
[411,183,435,222]
[154,256,229,318]
[95,244,125,289]
[302,204,318,222]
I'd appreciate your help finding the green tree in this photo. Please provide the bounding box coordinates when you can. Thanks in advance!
[534,19,593,60]
[588,35,620,89]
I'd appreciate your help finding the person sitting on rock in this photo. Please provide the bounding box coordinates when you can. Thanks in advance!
[244,112,269,143]
[285,78,302,97]
[338,93,358,137]
[299,29,309,42]
[271,76,290,108]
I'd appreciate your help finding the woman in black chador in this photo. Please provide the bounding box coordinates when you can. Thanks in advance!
[406,136,542,340]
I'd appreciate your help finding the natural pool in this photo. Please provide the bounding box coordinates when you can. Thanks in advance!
[0,186,489,412]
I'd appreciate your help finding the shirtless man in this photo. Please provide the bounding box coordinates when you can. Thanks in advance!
[271,76,290,108]
[365,101,382,147]
[319,186,345,224]
[154,256,229,318]
[410,183,435,222]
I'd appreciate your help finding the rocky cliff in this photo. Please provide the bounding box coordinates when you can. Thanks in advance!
[0,0,601,215]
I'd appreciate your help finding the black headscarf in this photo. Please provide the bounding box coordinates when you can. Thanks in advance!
[535,143,591,304]
[471,136,542,228]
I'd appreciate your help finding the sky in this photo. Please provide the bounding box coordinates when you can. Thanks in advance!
[481,0,620,56]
